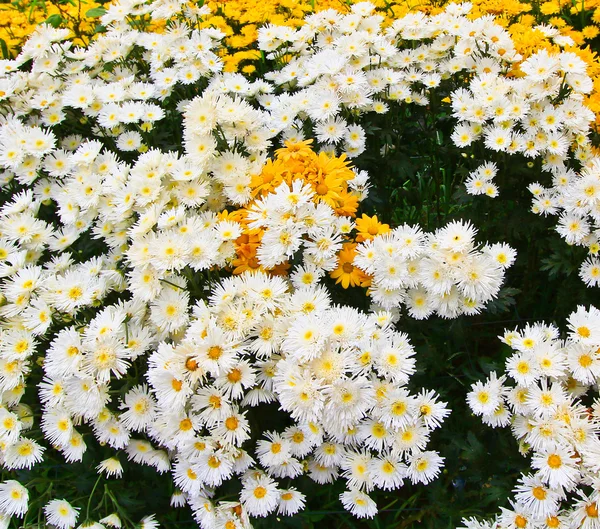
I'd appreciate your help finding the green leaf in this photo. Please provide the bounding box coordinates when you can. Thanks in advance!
[485,287,521,315]
[86,6,107,17]
[0,39,9,60]
[45,14,63,28]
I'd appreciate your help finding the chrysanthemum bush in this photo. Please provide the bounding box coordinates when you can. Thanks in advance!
[254,1,599,286]
[0,0,599,528]
[464,305,600,529]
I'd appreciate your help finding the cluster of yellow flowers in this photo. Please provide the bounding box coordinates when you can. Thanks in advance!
[2,0,600,120]
[0,0,103,52]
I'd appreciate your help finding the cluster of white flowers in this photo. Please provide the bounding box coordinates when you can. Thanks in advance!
[0,5,272,527]
[257,2,515,158]
[450,48,594,159]
[464,305,600,529]
[527,157,600,288]
[465,162,499,198]
[352,220,516,318]
[244,178,352,270]
[256,2,593,167]
[136,272,449,524]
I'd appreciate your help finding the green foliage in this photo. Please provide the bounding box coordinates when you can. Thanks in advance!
[45,13,63,27]
[85,6,106,17]
[0,38,8,59]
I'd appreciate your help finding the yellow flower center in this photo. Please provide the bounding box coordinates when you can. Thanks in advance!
[532,486,546,500]
[225,416,239,431]
[587,503,599,518]
[547,454,562,469]
[179,418,193,431]
[253,486,267,499]
[578,326,591,338]
[207,346,223,360]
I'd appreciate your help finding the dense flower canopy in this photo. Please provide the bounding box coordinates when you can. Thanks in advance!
[0,0,598,528]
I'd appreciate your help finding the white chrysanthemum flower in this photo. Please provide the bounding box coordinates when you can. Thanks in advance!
[467,372,506,416]
[532,445,580,490]
[579,258,600,287]
[149,287,190,334]
[4,437,44,470]
[406,450,444,484]
[119,384,157,432]
[99,514,122,528]
[513,474,560,519]
[339,489,377,519]
[97,457,124,478]
[240,474,279,517]
[277,488,305,516]
[0,480,28,517]
[44,499,80,529]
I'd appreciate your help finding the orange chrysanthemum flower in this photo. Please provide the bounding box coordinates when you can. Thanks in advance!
[355,214,391,243]
[330,243,371,289]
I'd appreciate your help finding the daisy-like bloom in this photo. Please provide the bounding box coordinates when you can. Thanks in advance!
[369,455,406,491]
[211,408,251,447]
[240,474,279,518]
[525,380,568,419]
[170,491,186,508]
[406,450,445,485]
[99,514,122,528]
[484,126,512,152]
[377,388,417,430]
[339,489,377,519]
[570,493,600,529]
[322,377,376,431]
[467,372,506,416]
[139,514,159,529]
[513,474,560,519]
[556,214,590,246]
[96,457,124,478]
[277,489,306,516]
[499,502,535,529]
[149,287,190,334]
[579,258,600,287]
[256,431,292,467]
[282,313,327,362]
[567,305,600,345]
[437,220,477,253]
[532,445,580,490]
[4,437,44,470]
[415,389,450,430]
[44,499,80,529]
[566,343,600,384]
[520,49,560,81]
[0,480,28,517]
[119,384,157,432]
[197,450,236,488]
[506,353,540,387]
[483,243,517,270]
[0,407,21,445]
